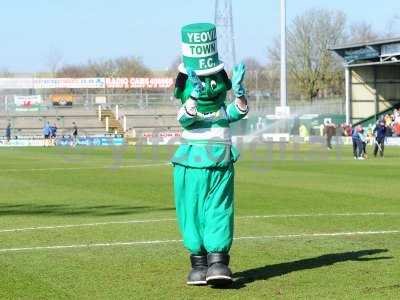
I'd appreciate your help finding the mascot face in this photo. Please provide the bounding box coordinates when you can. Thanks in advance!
[178,70,231,113]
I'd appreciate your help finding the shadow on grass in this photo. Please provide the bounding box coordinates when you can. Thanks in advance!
[221,249,392,289]
[0,203,174,217]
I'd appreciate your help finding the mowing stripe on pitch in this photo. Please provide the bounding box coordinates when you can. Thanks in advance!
[1,212,399,234]
[0,230,398,253]
[0,162,170,172]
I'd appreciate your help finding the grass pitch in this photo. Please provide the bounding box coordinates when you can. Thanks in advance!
[0,144,399,299]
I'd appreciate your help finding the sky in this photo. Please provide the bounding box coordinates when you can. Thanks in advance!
[0,0,399,73]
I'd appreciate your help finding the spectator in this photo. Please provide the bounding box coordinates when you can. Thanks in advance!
[319,124,324,137]
[72,122,78,147]
[373,121,387,157]
[394,108,400,121]
[51,123,58,139]
[384,114,393,136]
[299,124,309,142]
[5,123,11,142]
[392,109,400,136]
[351,126,360,159]
[358,126,368,159]
[50,123,58,146]
[339,123,352,137]
[43,122,51,146]
[324,120,336,150]
[345,123,353,137]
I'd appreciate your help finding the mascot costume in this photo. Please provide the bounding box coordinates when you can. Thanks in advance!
[171,23,248,286]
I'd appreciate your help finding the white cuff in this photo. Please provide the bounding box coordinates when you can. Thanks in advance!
[235,99,249,114]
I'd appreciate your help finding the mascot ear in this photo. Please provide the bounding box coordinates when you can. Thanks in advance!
[175,72,188,90]
[220,70,232,91]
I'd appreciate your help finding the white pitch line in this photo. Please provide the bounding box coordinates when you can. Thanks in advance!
[0,218,177,233]
[0,162,169,172]
[0,230,398,253]
[1,212,399,234]
[237,212,400,219]
[0,239,183,253]
[234,230,400,240]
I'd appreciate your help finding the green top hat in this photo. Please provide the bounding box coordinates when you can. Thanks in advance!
[179,23,224,76]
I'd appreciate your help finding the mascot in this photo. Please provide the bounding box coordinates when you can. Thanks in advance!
[171,23,248,286]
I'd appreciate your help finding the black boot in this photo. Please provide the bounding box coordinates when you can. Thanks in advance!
[187,254,208,286]
[206,252,233,286]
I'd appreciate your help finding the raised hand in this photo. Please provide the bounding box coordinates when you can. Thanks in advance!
[187,68,204,99]
[232,63,246,98]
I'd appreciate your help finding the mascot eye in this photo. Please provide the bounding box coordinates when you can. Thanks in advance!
[211,80,217,89]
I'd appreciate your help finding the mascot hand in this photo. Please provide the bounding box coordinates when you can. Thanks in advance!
[232,63,246,98]
[185,98,197,116]
[187,68,204,99]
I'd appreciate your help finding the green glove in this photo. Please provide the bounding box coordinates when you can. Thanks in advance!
[232,63,246,97]
[187,68,204,99]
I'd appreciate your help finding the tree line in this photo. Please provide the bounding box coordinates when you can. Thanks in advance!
[244,9,398,102]
[1,8,398,101]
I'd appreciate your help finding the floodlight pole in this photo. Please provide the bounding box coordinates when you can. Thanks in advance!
[345,67,351,124]
[280,0,288,108]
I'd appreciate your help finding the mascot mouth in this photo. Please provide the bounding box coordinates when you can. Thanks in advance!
[198,93,221,102]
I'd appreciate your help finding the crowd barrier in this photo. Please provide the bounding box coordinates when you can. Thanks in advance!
[1,135,400,147]
[56,137,125,146]
[233,135,400,146]
[0,139,47,147]
[0,137,125,147]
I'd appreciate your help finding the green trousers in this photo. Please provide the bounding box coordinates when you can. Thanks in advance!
[173,164,235,255]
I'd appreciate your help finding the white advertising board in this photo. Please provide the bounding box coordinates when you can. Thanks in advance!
[0,77,173,89]
[0,78,34,89]
[33,78,105,89]
[0,139,47,147]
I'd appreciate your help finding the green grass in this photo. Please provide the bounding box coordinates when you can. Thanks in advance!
[0,144,399,299]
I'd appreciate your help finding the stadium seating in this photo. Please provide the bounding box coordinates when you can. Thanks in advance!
[1,106,181,137]
[0,107,105,137]
[122,107,179,132]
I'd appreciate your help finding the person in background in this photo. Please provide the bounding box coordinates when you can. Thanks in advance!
[394,108,400,121]
[299,124,310,142]
[324,120,336,150]
[51,123,58,139]
[72,122,78,147]
[351,126,360,159]
[393,122,400,137]
[346,124,353,137]
[5,123,11,142]
[50,123,58,146]
[373,120,387,157]
[384,114,393,136]
[341,123,352,137]
[43,121,51,146]
[358,126,368,159]
[393,110,400,136]
[319,123,325,137]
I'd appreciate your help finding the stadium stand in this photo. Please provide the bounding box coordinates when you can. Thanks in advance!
[0,107,104,137]
[0,105,181,138]
[122,107,179,132]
